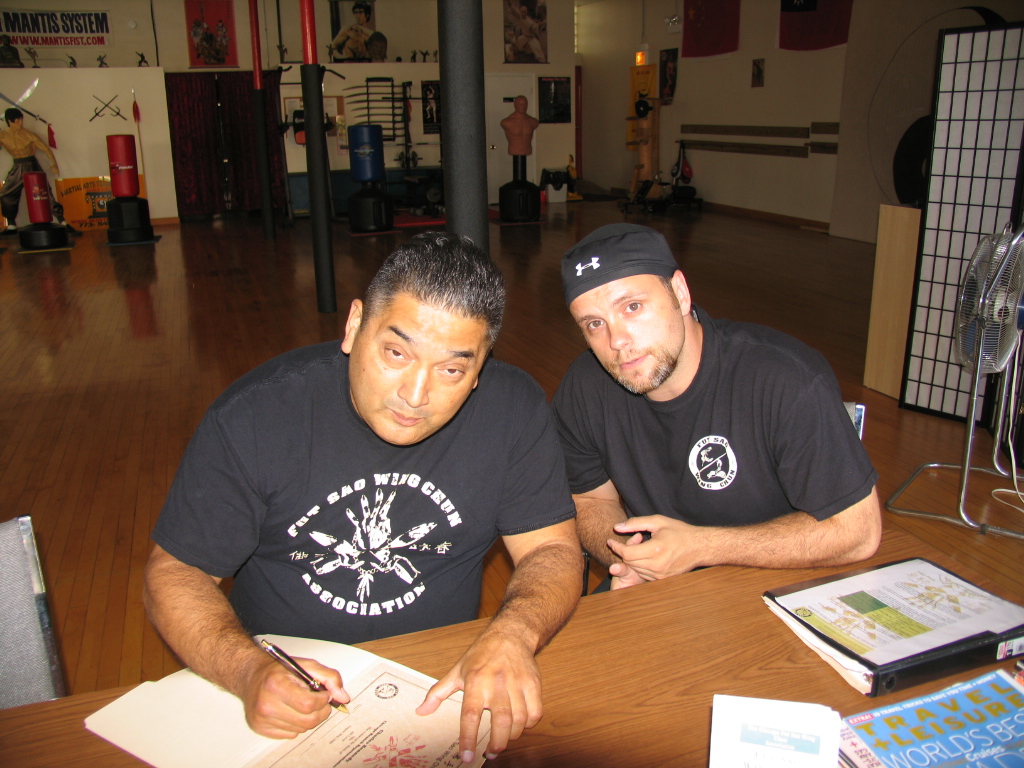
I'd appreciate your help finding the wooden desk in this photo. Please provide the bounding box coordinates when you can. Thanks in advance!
[1,529,1017,767]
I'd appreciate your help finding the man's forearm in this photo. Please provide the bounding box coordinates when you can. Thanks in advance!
[488,540,581,651]
[700,493,881,570]
[574,495,629,569]
[143,547,267,699]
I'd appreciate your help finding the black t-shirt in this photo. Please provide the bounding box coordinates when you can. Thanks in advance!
[153,341,575,644]
[552,309,877,526]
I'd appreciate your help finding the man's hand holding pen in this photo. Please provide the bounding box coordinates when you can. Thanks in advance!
[241,642,350,739]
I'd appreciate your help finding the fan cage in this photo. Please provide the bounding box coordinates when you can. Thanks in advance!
[953,227,1024,375]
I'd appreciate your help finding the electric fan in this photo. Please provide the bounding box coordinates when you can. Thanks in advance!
[887,223,1024,539]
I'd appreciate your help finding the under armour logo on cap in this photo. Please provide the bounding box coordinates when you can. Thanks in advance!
[561,223,679,306]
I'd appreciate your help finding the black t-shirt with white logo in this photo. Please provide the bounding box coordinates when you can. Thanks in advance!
[153,342,575,644]
[553,309,877,526]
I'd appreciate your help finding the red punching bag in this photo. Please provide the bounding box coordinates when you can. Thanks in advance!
[107,134,140,198]
[23,171,53,224]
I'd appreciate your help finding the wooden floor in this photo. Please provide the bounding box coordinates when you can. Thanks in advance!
[1,202,1021,697]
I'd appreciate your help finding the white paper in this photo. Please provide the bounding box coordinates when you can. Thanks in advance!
[773,559,1024,665]
[84,670,279,768]
[709,694,841,768]
[763,598,872,695]
[84,635,484,768]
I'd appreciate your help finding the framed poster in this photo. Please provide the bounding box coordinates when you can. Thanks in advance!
[185,0,238,68]
[421,81,440,134]
[538,76,570,124]
[503,0,547,63]
[329,1,377,62]
[659,48,678,105]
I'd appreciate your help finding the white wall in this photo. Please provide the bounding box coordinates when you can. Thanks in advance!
[577,0,846,224]
[830,0,1024,243]
[3,2,576,199]
[0,67,177,219]
[577,0,1024,237]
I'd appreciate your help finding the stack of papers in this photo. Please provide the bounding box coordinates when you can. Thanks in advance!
[710,695,841,768]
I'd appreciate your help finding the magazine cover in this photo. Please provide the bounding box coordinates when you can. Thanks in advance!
[841,669,1024,767]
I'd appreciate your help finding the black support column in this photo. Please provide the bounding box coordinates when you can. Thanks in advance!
[437,0,489,255]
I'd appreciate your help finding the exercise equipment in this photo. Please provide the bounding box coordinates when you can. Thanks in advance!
[106,134,154,244]
[347,124,394,233]
[18,171,67,250]
[499,157,541,222]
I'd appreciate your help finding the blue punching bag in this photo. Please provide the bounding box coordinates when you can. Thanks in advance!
[347,124,393,232]
[348,125,386,181]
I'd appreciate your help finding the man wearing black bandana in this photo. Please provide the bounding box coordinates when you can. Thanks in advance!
[553,223,880,591]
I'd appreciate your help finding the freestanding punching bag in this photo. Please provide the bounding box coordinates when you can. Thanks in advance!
[347,124,393,234]
[499,156,541,222]
[106,134,154,244]
[18,171,68,250]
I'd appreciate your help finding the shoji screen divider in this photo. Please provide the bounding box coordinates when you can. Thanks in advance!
[901,23,1024,417]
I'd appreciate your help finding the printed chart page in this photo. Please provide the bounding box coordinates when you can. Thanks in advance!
[773,559,1024,665]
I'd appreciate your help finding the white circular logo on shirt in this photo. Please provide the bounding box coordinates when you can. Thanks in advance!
[688,436,737,490]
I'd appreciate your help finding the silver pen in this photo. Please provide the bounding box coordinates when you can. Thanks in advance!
[259,639,350,713]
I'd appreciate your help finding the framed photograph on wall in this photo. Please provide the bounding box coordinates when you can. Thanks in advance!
[659,48,678,105]
[421,81,441,134]
[538,76,571,123]
[185,0,238,68]
[329,1,377,62]
[503,0,548,64]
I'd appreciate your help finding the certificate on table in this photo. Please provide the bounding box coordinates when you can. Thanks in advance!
[247,661,484,768]
[85,635,489,768]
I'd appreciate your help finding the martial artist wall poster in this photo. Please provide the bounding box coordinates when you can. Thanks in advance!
[330,1,377,62]
[185,0,238,68]
[503,0,548,64]
[538,76,571,124]
[659,48,678,105]
[421,81,440,135]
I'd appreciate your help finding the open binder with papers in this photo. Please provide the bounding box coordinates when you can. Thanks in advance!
[762,559,1024,696]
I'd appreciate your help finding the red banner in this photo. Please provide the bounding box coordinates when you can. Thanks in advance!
[681,0,740,58]
[185,0,238,68]
[779,0,853,52]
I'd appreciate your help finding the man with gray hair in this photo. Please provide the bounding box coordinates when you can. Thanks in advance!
[145,232,581,763]
[553,223,880,591]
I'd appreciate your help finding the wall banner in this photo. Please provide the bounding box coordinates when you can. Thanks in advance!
[0,10,112,47]
[185,0,238,68]
[56,176,148,231]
